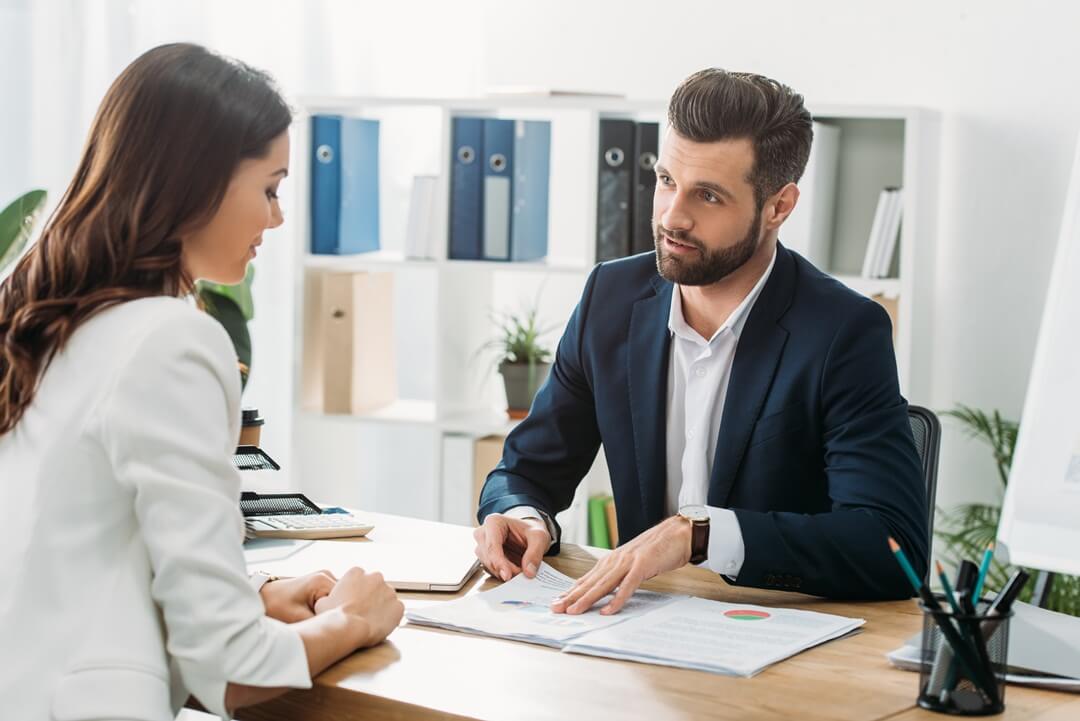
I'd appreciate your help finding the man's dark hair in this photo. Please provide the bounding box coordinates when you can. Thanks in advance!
[667,68,813,208]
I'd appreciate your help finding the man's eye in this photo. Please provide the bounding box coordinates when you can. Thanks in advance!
[266,189,279,200]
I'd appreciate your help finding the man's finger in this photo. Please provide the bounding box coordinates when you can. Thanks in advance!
[557,556,613,601]
[565,565,627,615]
[519,530,548,578]
[552,561,607,610]
[553,560,620,613]
[600,567,644,616]
[482,522,518,581]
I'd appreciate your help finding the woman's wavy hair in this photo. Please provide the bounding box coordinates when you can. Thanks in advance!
[0,43,291,435]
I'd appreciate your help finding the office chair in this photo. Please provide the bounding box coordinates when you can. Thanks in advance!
[908,405,941,580]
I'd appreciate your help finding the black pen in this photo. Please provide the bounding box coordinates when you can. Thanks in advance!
[985,569,1030,618]
[955,560,979,615]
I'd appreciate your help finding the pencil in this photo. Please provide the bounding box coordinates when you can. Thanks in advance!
[936,560,963,616]
[887,538,999,704]
[971,542,995,608]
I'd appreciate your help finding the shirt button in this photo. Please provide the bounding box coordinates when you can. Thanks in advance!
[687,430,696,439]
[695,367,707,377]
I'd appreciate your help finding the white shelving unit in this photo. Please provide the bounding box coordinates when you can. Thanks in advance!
[282,96,938,543]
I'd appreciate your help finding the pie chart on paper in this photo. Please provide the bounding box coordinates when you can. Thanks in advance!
[724,609,771,621]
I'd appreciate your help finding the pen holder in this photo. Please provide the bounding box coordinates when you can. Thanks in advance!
[917,601,1012,716]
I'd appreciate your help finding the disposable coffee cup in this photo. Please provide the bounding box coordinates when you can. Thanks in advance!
[240,407,265,447]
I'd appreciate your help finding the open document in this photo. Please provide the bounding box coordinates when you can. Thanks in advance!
[406,563,865,675]
[564,596,865,677]
[406,563,679,647]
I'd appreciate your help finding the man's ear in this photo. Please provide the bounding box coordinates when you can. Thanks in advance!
[764,182,800,230]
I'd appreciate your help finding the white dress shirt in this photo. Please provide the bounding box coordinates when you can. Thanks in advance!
[666,249,776,578]
[509,250,777,581]
[0,297,310,721]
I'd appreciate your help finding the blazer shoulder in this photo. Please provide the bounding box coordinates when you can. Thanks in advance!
[592,251,667,298]
[787,251,889,330]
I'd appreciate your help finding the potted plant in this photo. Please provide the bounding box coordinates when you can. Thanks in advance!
[937,404,1080,615]
[196,265,255,389]
[485,302,554,419]
[0,190,48,277]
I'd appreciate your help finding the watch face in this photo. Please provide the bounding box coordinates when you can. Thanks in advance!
[679,504,709,523]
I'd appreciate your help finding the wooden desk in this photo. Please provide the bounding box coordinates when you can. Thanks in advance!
[237,512,1076,721]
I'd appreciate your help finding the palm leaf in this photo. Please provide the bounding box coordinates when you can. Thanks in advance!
[941,404,1017,488]
[937,405,1080,616]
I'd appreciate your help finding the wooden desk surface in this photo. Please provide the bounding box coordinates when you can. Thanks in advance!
[236,512,1076,721]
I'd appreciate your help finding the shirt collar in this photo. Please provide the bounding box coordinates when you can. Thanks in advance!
[668,247,778,345]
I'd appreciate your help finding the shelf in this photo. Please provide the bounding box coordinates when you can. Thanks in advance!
[439,409,522,437]
[299,399,437,426]
[441,258,592,275]
[297,95,667,114]
[285,94,938,527]
[303,251,437,271]
[834,275,902,299]
[303,251,592,275]
[298,405,524,436]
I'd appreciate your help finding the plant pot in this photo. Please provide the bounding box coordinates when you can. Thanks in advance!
[499,360,551,419]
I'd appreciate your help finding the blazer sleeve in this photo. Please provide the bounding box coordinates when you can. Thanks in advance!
[98,309,310,718]
[477,266,604,552]
[732,299,929,600]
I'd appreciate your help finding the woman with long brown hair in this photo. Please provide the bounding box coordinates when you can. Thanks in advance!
[0,43,402,720]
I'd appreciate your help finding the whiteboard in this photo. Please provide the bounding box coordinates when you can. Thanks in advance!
[997,132,1080,576]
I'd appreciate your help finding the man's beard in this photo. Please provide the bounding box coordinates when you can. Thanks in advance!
[654,208,762,286]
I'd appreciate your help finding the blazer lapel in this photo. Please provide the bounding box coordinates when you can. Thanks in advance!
[708,245,796,508]
[628,275,673,530]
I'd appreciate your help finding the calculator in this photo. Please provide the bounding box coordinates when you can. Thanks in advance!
[239,491,375,540]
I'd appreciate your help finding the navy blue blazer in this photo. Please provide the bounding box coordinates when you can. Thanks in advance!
[478,244,928,600]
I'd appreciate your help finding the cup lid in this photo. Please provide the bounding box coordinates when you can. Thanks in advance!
[241,407,265,426]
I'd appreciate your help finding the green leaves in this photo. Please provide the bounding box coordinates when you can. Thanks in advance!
[491,304,553,365]
[936,503,1013,595]
[0,190,48,275]
[197,265,255,388]
[196,264,255,322]
[937,405,1080,615]
[941,404,1017,488]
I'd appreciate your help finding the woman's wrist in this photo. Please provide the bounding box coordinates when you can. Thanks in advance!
[322,606,372,649]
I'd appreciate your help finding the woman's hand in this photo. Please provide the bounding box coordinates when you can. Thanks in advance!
[259,570,337,623]
[314,567,404,647]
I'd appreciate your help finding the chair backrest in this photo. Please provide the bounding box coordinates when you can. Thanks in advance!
[907,405,941,575]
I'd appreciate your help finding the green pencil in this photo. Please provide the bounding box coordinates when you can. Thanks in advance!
[936,560,963,615]
[971,542,995,607]
[888,536,923,591]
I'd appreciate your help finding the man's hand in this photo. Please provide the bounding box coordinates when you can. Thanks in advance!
[551,516,692,616]
[473,513,552,581]
[260,570,337,623]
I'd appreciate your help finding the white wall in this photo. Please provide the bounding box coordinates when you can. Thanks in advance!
[3,0,1077,515]
[0,0,30,204]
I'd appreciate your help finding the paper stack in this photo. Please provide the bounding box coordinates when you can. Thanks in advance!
[406,563,865,676]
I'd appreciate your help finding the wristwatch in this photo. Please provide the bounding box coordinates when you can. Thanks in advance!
[678,504,710,565]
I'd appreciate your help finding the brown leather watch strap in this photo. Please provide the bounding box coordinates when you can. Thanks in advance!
[689,518,710,565]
